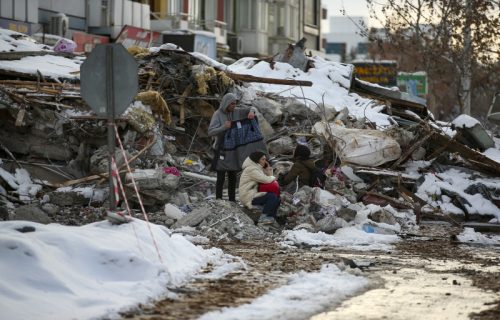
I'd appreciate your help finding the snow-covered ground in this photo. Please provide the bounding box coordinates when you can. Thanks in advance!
[282,227,399,252]
[199,264,368,320]
[0,218,375,320]
[0,219,224,320]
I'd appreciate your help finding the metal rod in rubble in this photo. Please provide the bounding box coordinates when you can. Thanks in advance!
[106,45,116,210]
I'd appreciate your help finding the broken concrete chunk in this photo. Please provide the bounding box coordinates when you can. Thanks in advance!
[172,207,212,228]
[47,191,87,206]
[12,204,52,224]
[369,209,398,225]
[164,203,185,220]
[90,145,133,175]
[252,97,283,124]
[273,37,310,71]
[268,136,295,156]
[316,215,346,234]
[126,169,180,190]
[41,203,60,215]
[283,99,320,121]
[336,207,357,222]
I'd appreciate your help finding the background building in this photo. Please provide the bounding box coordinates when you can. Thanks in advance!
[0,0,326,60]
[324,16,369,62]
[149,0,326,60]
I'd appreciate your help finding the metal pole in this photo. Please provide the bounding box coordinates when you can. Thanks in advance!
[461,0,472,115]
[107,45,116,210]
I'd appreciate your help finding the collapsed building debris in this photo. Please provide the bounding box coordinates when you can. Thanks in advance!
[0,30,499,242]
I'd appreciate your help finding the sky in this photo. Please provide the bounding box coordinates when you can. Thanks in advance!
[323,0,384,31]
[325,0,372,18]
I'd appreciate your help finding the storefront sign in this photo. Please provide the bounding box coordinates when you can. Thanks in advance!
[397,72,428,97]
[72,31,110,53]
[353,61,398,87]
[0,18,31,34]
[115,25,161,48]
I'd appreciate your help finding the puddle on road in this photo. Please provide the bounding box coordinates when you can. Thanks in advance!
[311,256,500,320]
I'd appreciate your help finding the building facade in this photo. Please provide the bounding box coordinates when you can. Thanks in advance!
[0,0,325,60]
[149,0,326,59]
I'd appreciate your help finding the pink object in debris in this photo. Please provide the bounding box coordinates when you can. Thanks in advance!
[163,166,181,176]
[53,38,76,53]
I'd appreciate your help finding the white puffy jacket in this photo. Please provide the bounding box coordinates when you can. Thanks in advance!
[238,157,275,208]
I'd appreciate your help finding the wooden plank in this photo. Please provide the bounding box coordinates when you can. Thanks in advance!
[430,130,500,176]
[177,84,192,125]
[15,108,26,126]
[0,51,75,60]
[226,73,313,86]
[462,222,500,233]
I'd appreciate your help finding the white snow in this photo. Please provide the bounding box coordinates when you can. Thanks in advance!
[199,264,368,320]
[0,28,50,52]
[149,42,184,53]
[483,147,500,164]
[456,227,500,245]
[14,168,43,202]
[0,167,41,202]
[228,57,392,127]
[452,114,480,129]
[0,29,80,80]
[0,55,81,80]
[190,51,228,70]
[56,186,107,202]
[0,219,224,320]
[416,169,500,218]
[282,227,399,252]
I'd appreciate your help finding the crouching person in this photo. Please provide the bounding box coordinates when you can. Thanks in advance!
[239,151,280,225]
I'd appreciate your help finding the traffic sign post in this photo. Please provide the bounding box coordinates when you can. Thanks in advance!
[80,44,138,210]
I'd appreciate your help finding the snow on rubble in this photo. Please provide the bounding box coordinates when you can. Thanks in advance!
[0,54,81,80]
[0,219,227,320]
[0,28,81,80]
[456,227,500,245]
[415,167,500,219]
[0,28,50,52]
[228,56,392,127]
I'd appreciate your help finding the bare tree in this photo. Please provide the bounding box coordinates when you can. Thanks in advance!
[366,0,500,118]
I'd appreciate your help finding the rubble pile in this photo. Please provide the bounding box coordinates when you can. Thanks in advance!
[0,31,499,241]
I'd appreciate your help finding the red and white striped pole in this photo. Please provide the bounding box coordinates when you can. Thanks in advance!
[111,156,120,207]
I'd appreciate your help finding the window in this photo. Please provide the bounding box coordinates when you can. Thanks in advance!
[238,0,251,29]
[237,0,260,31]
[224,0,235,32]
[277,5,285,36]
[357,42,369,54]
[259,1,267,31]
[168,0,183,14]
[304,0,318,26]
[325,42,346,55]
[290,5,298,40]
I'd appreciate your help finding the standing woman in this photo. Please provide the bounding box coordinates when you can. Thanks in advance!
[239,151,280,224]
[208,92,256,201]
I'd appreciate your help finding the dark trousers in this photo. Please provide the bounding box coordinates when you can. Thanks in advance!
[216,170,237,201]
[251,192,280,217]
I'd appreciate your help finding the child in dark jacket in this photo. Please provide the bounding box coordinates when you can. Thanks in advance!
[282,144,317,187]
